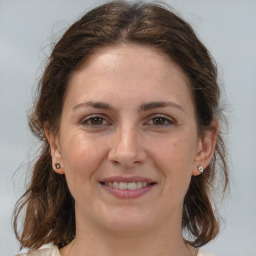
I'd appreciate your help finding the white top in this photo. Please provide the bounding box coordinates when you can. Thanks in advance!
[17,245,215,256]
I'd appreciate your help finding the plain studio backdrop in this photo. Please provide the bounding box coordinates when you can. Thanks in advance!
[0,0,255,255]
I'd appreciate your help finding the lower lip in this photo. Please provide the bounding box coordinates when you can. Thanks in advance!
[100,183,155,199]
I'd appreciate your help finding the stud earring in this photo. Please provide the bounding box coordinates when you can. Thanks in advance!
[198,165,204,174]
[55,163,61,169]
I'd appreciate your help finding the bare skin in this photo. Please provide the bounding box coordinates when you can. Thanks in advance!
[47,43,217,256]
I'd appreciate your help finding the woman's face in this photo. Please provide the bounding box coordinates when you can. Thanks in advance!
[48,44,214,235]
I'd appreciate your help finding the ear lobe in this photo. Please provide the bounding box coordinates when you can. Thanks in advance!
[44,127,65,174]
[192,120,218,176]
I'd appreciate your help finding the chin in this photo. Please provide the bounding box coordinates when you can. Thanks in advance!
[100,207,155,234]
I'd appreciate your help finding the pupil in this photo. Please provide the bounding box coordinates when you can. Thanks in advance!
[154,117,164,125]
[91,117,102,125]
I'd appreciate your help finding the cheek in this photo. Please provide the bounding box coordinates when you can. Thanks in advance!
[148,133,197,191]
[60,133,107,190]
[151,135,196,169]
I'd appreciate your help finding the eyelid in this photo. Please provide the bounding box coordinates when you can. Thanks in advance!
[144,114,175,126]
[80,114,112,127]
[78,113,175,128]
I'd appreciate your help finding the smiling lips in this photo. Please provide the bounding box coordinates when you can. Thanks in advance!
[100,176,156,198]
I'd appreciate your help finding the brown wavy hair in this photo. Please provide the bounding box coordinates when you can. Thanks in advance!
[13,0,229,250]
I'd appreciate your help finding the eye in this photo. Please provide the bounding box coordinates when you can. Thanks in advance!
[152,117,170,125]
[81,115,110,127]
[145,115,174,127]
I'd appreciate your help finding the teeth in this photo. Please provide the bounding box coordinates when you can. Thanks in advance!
[127,182,136,190]
[136,181,142,189]
[113,181,118,188]
[119,182,128,190]
[104,181,151,190]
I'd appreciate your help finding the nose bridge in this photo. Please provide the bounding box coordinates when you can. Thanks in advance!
[108,121,145,167]
[120,124,138,153]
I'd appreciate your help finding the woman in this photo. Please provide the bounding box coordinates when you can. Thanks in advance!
[14,1,228,256]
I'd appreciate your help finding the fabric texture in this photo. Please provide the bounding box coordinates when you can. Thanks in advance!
[16,246,60,256]
[16,245,214,256]
[198,248,215,256]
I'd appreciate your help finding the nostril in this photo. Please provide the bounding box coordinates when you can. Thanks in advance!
[111,159,122,166]
[108,136,147,168]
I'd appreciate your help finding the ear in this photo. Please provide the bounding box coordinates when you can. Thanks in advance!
[44,127,65,174]
[192,120,218,176]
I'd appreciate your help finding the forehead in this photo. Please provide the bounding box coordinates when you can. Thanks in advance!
[65,43,194,113]
[77,43,188,81]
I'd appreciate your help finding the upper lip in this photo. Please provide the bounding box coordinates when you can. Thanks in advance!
[100,176,156,183]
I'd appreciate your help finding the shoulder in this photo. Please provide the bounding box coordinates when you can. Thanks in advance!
[16,245,60,256]
[198,248,215,256]
[16,245,213,256]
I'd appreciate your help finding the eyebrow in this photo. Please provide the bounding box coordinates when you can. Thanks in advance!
[139,101,185,113]
[73,101,113,111]
[73,100,185,114]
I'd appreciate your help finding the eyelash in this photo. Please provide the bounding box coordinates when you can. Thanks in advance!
[80,114,175,128]
[80,115,111,128]
[144,115,174,127]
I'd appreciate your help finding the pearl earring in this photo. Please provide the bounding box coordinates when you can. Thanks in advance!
[198,165,204,174]
[55,163,61,169]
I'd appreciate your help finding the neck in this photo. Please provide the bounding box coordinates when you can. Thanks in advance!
[64,211,196,256]
[73,233,192,256]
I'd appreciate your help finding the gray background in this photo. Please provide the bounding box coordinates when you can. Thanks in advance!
[1,0,256,255]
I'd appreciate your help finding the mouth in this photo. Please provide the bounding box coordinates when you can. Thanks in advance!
[100,181,155,190]
[99,176,157,198]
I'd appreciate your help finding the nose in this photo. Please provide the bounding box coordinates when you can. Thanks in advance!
[108,124,147,168]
